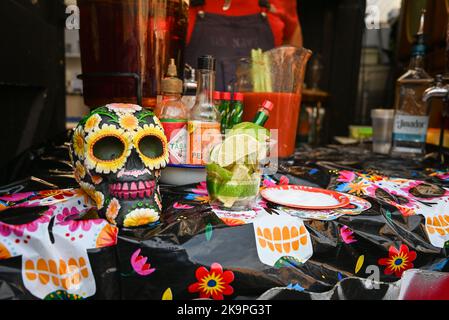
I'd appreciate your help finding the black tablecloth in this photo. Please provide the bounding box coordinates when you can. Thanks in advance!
[1,134,449,300]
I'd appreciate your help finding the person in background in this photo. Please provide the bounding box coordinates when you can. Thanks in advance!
[185,0,303,91]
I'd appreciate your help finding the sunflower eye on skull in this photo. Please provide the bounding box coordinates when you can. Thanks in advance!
[71,104,169,228]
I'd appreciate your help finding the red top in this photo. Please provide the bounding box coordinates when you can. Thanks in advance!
[262,100,274,111]
[234,92,244,101]
[187,0,300,47]
[222,92,232,100]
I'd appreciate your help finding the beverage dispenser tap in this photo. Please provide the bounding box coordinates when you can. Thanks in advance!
[423,74,449,164]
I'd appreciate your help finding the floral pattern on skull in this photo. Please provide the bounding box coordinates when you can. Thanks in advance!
[71,104,169,228]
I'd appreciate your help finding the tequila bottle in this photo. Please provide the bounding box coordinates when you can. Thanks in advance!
[391,10,433,157]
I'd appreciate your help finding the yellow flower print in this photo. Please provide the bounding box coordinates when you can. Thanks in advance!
[133,124,169,170]
[85,124,132,174]
[72,127,86,160]
[123,208,159,228]
[79,181,105,209]
[153,116,163,129]
[74,161,86,182]
[119,113,139,132]
[347,180,369,196]
[106,103,142,114]
[106,198,121,225]
[84,114,102,133]
[90,175,103,185]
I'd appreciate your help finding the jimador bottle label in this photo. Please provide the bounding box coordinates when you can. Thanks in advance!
[392,114,429,154]
[188,121,222,165]
[161,120,188,165]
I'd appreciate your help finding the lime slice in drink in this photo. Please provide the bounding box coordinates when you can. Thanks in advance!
[215,134,268,168]
[228,123,270,145]
[209,143,221,164]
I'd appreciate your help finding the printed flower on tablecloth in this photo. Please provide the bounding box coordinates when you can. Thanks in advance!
[346,179,370,196]
[337,171,356,183]
[131,249,156,276]
[188,263,234,300]
[56,206,103,232]
[32,189,76,201]
[262,178,277,188]
[185,182,209,203]
[279,176,290,185]
[359,173,383,182]
[378,244,417,277]
[340,226,357,244]
[429,170,449,181]
[0,192,36,203]
[0,211,52,238]
[173,202,194,210]
[56,206,80,223]
[393,204,416,217]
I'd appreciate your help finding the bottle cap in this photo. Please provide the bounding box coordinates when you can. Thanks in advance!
[262,100,274,112]
[234,92,244,101]
[198,55,216,71]
[161,59,183,94]
[213,91,221,100]
[222,92,232,101]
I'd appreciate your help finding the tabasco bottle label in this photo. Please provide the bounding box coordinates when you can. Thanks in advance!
[188,120,222,165]
[161,119,188,165]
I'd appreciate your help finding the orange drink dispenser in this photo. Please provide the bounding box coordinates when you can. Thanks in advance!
[237,47,312,157]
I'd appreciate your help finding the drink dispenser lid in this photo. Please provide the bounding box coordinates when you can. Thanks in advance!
[198,55,216,71]
[162,59,183,94]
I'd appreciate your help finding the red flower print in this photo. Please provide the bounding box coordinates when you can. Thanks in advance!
[131,249,156,276]
[263,179,276,188]
[188,263,234,300]
[279,176,290,185]
[378,244,417,277]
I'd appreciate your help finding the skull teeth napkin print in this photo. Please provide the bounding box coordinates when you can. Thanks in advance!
[0,189,118,299]
[334,171,449,248]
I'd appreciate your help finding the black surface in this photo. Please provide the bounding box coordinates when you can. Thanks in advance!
[0,0,66,178]
[1,134,449,299]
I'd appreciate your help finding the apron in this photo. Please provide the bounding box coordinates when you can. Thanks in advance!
[185,1,275,91]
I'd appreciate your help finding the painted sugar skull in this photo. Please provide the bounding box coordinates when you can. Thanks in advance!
[71,103,169,228]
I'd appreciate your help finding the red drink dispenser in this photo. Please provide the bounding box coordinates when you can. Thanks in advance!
[78,0,188,109]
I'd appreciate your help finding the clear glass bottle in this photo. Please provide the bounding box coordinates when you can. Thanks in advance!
[391,10,433,157]
[155,59,189,164]
[188,56,222,165]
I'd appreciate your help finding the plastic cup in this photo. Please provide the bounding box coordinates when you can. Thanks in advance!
[371,109,394,154]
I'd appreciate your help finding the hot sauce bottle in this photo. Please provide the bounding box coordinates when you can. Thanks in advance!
[253,100,274,127]
[188,56,222,165]
[155,59,189,164]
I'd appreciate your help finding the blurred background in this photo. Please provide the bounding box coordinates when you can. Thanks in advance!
[0,0,447,174]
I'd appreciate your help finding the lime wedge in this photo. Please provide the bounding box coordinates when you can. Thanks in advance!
[209,143,221,164]
[230,164,251,181]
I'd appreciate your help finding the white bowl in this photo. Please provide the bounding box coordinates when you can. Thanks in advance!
[160,164,206,186]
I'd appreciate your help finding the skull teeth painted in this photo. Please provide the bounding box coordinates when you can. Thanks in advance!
[71,103,169,228]
[109,181,156,200]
